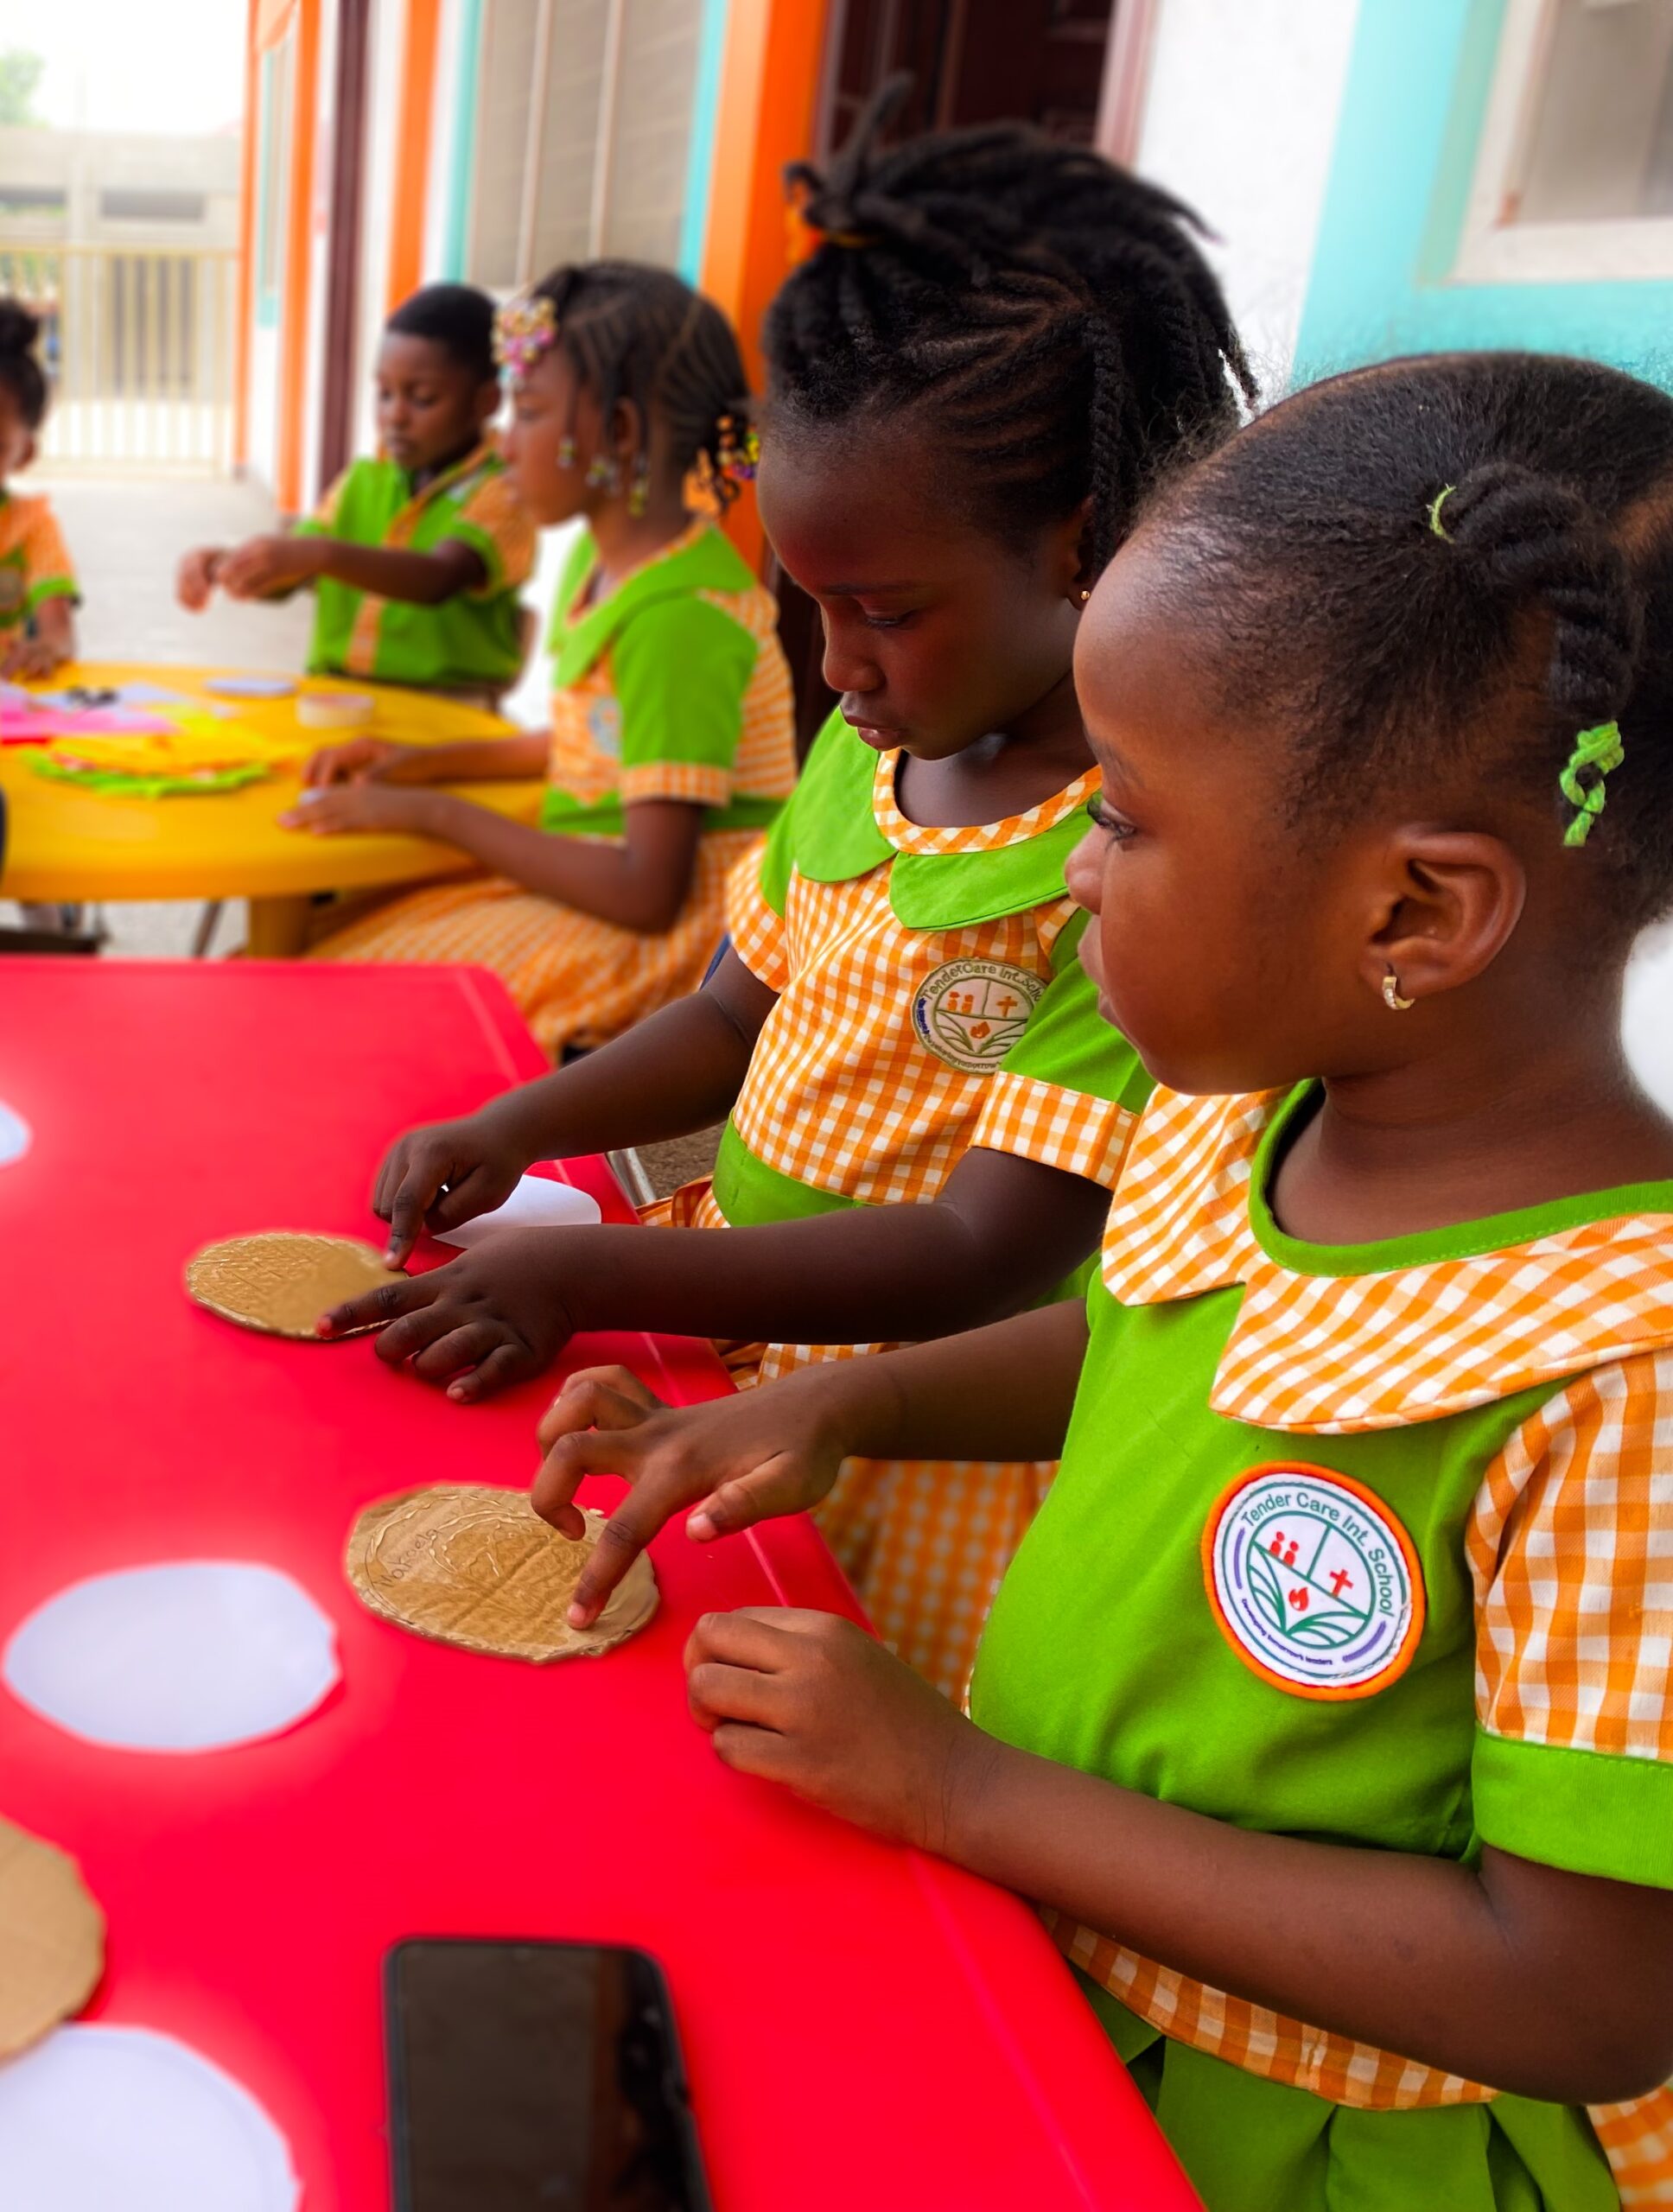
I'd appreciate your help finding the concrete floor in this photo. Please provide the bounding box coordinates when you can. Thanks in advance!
[21,471,312,958]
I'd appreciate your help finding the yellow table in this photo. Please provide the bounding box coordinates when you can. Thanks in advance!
[0,664,543,956]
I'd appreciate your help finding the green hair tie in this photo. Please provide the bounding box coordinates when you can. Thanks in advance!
[1428,485,1455,540]
[1559,721,1625,849]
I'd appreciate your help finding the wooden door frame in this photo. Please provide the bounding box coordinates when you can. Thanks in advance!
[317,0,372,495]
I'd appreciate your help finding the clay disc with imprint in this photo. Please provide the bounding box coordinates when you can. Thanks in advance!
[0,1816,105,2061]
[185,1231,400,1339]
[346,1485,658,1663]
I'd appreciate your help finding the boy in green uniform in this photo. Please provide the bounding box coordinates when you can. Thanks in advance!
[177,284,533,701]
[535,354,1673,2209]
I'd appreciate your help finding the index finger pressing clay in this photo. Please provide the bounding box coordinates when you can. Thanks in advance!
[346,1486,658,1662]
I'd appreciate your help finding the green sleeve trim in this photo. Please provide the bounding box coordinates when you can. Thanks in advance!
[997,919,1155,1113]
[538,789,782,837]
[551,524,755,684]
[755,805,796,917]
[611,596,755,772]
[711,1122,861,1226]
[888,808,1082,931]
[24,575,79,612]
[1473,1725,1673,1888]
[291,517,328,539]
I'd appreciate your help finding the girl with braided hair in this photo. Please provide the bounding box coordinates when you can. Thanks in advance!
[328,91,1251,1700]
[290,263,797,1061]
[566,350,1673,2209]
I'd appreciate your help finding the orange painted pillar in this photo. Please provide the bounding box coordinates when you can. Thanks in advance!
[275,0,321,514]
[699,0,831,569]
[387,0,443,308]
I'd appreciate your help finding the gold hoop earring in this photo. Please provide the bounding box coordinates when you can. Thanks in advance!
[1382,968,1415,1013]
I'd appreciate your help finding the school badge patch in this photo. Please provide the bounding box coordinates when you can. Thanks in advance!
[911,957,1044,1074]
[1202,1464,1424,1700]
[586,696,623,757]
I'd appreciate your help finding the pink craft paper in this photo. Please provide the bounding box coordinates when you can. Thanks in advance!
[0,707,178,743]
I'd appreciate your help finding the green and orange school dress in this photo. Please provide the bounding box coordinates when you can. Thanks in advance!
[293,443,535,696]
[0,491,77,642]
[647,712,1153,1700]
[971,1081,1673,2209]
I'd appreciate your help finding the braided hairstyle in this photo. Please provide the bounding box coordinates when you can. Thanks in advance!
[531,261,753,507]
[0,300,48,432]
[763,76,1255,575]
[385,283,499,383]
[1143,353,1673,932]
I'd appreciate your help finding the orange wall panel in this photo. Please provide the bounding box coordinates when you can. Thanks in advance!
[275,0,321,513]
[387,0,443,309]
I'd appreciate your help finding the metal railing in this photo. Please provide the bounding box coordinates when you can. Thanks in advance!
[0,244,239,475]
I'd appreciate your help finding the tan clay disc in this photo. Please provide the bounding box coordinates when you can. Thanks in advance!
[0,1816,105,2061]
[346,1485,658,1663]
[185,1231,400,1339]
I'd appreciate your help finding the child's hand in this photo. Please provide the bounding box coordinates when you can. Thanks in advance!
[316,1227,577,1395]
[302,738,429,788]
[685,1608,986,1853]
[277,783,436,836]
[0,632,67,680]
[372,1113,531,1265]
[533,1367,851,1625]
[175,545,224,610]
[216,534,323,599]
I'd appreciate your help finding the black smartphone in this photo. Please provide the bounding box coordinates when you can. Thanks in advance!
[385,1938,713,2212]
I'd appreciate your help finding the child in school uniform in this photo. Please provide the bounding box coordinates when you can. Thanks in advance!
[546,353,1673,2211]
[317,99,1254,1701]
[0,301,77,680]
[284,262,798,1060]
[177,283,533,703]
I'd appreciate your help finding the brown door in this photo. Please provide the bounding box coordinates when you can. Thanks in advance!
[775,0,1118,753]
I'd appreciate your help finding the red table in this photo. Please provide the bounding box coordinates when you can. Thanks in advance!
[0,960,1193,2212]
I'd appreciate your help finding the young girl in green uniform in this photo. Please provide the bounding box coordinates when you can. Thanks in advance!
[539,353,1673,2209]
[177,284,533,702]
[319,95,1253,1700]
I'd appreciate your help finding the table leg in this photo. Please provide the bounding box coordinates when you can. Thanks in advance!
[245,895,312,958]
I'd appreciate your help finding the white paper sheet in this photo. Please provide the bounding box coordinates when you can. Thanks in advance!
[0,1103,29,1167]
[0,2025,300,2212]
[433,1171,602,1249]
[3,1563,340,1752]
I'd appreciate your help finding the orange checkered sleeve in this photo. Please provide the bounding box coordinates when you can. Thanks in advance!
[1467,1348,1673,1887]
[620,760,734,809]
[455,467,537,594]
[727,844,791,994]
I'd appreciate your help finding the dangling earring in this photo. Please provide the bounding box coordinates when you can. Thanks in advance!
[627,454,650,518]
[1382,967,1415,1012]
[557,433,577,470]
[585,452,617,491]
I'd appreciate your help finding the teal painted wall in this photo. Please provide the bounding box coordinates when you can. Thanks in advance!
[1295,0,1673,385]
[677,0,730,283]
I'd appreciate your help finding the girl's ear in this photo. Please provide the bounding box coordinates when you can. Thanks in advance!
[474,378,502,429]
[1053,497,1096,604]
[1360,830,1527,1008]
[612,397,644,467]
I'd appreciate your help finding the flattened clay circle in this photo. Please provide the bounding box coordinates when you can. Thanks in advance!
[0,1818,104,2062]
[185,1232,399,1339]
[346,1485,658,1663]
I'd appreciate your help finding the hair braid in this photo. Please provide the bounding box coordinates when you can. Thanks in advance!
[765,75,1255,571]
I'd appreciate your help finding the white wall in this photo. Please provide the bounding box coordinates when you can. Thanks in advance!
[1134,0,1361,397]
[353,0,410,459]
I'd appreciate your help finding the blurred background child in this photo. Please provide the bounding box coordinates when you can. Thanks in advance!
[285,262,796,1062]
[0,300,78,682]
[176,283,533,706]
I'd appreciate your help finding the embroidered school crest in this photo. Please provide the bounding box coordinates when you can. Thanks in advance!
[586,696,623,757]
[911,957,1044,1074]
[1202,1464,1424,1700]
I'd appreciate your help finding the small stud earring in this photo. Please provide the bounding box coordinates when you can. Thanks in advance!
[1075,585,1092,606]
[1382,967,1415,1012]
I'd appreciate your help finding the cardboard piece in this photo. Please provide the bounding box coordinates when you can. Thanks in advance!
[185,1231,400,1339]
[432,1172,602,1249]
[346,1486,658,1663]
[0,1818,104,2062]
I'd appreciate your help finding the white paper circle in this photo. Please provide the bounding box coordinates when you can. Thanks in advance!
[0,1102,30,1167]
[3,1563,340,1752]
[0,2024,299,2212]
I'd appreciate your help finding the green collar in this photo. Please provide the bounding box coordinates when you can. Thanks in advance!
[1250,1081,1673,1278]
[551,522,754,686]
[775,711,1095,933]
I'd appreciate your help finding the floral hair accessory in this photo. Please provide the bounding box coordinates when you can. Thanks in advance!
[1559,721,1625,849]
[493,292,558,386]
[716,415,760,482]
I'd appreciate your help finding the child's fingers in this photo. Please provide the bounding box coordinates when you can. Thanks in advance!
[446,1343,528,1404]
[687,1656,788,1734]
[683,1606,799,1678]
[709,1722,795,1781]
[315,1270,436,1340]
[563,1469,698,1626]
[687,1456,817,1544]
[380,1160,453,1263]
[422,1165,520,1235]
[536,1368,661,1452]
[368,1296,475,1370]
[409,1319,511,1382]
